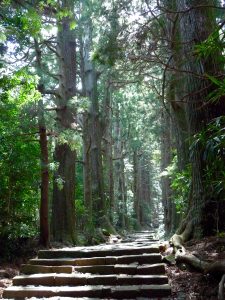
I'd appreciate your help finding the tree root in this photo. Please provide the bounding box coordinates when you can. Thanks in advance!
[169,220,225,300]
[218,274,225,300]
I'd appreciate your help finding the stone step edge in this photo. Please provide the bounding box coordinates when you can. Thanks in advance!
[29,253,162,266]
[3,284,171,298]
[20,263,166,275]
[13,273,168,286]
[38,246,160,259]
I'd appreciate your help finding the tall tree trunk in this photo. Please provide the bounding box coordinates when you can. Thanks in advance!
[83,112,93,230]
[102,82,114,221]
[34,38,50,247]
[113,107,128,228]
[139,155,152,227]
[133,150,141,227]
[134,154,152,228]
[51,0,76,243]
[82,23,105,224]
[161,107,174,235]
[176,0,225,236]
[38,103,49,247]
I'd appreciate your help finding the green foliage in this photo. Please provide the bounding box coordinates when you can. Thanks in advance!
[217,231,225,238]
[191,116,225,197]
[170,165,191,214]
[206,74,225,103]
[2,6,42,41]
[162,156,191,214]
[57,129,82,152]
[0,72,40,239]
[20,8,42,37]
[195,27,225,63]
[91,7,122,66]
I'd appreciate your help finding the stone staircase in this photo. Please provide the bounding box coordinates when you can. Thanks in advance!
[3,231,171,299]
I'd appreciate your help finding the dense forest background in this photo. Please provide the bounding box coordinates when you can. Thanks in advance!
[0,0,224,257]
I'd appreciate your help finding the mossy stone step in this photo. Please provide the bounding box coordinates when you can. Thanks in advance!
[3,284,171,299]
[13,273,168,286]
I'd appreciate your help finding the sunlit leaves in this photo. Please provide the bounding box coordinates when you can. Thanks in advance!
[0,71,41,107]
[20,9,42,37]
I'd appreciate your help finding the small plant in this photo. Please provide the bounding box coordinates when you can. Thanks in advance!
[161,155,191,215]
[170,164,191,215]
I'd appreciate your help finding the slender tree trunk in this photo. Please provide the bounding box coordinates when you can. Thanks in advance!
[34,38,50,247]
[139,156,152,227]
[161,107,176,235]
[113,108,127,228]
[83,112,92,228]
[102,82,114,221]
[133,150,141,227]
[38,106,49,247]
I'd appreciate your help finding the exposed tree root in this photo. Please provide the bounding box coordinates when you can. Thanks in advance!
[168,220,225,300]
[218,274,225,300]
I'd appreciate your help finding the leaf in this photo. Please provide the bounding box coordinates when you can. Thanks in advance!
[70,20,76,30]
[206,74,221,86]
[0,32,6,43]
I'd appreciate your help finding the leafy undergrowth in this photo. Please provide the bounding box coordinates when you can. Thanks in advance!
[166,236,225,299]
[0,237,40,298]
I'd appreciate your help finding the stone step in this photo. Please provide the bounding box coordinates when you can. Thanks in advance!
[3,232,170,299]
[13,273,168,286]
[120,240,159,244]
[20,265,73,275]
[2,298,170,300]
[74,263,165,275]
[20,263,165,276]
[38,245,159,259]
[3,284,171,299]
[29,253,162,266]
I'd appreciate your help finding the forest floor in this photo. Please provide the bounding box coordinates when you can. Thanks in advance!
[166,236,225,299]
[0,235,225,299]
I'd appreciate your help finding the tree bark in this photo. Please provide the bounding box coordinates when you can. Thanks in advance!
[113,108,127,228]
[133,150,141,227]
[102,82,114,221]
[34,38,50,247]
[51,0,76,243]
[176,0,225,236]
[38,117,49,247]
[81,21,105,224]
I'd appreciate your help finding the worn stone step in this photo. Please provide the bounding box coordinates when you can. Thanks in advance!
[29,253,161,266]
[38,245,159,259]
[110,284,171,298]
[20,264,73,274]
[3,284,171,299]
[74,263,165,275]
[2,298,170,300]
[120,240,159,245]
[13,273,168,286]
